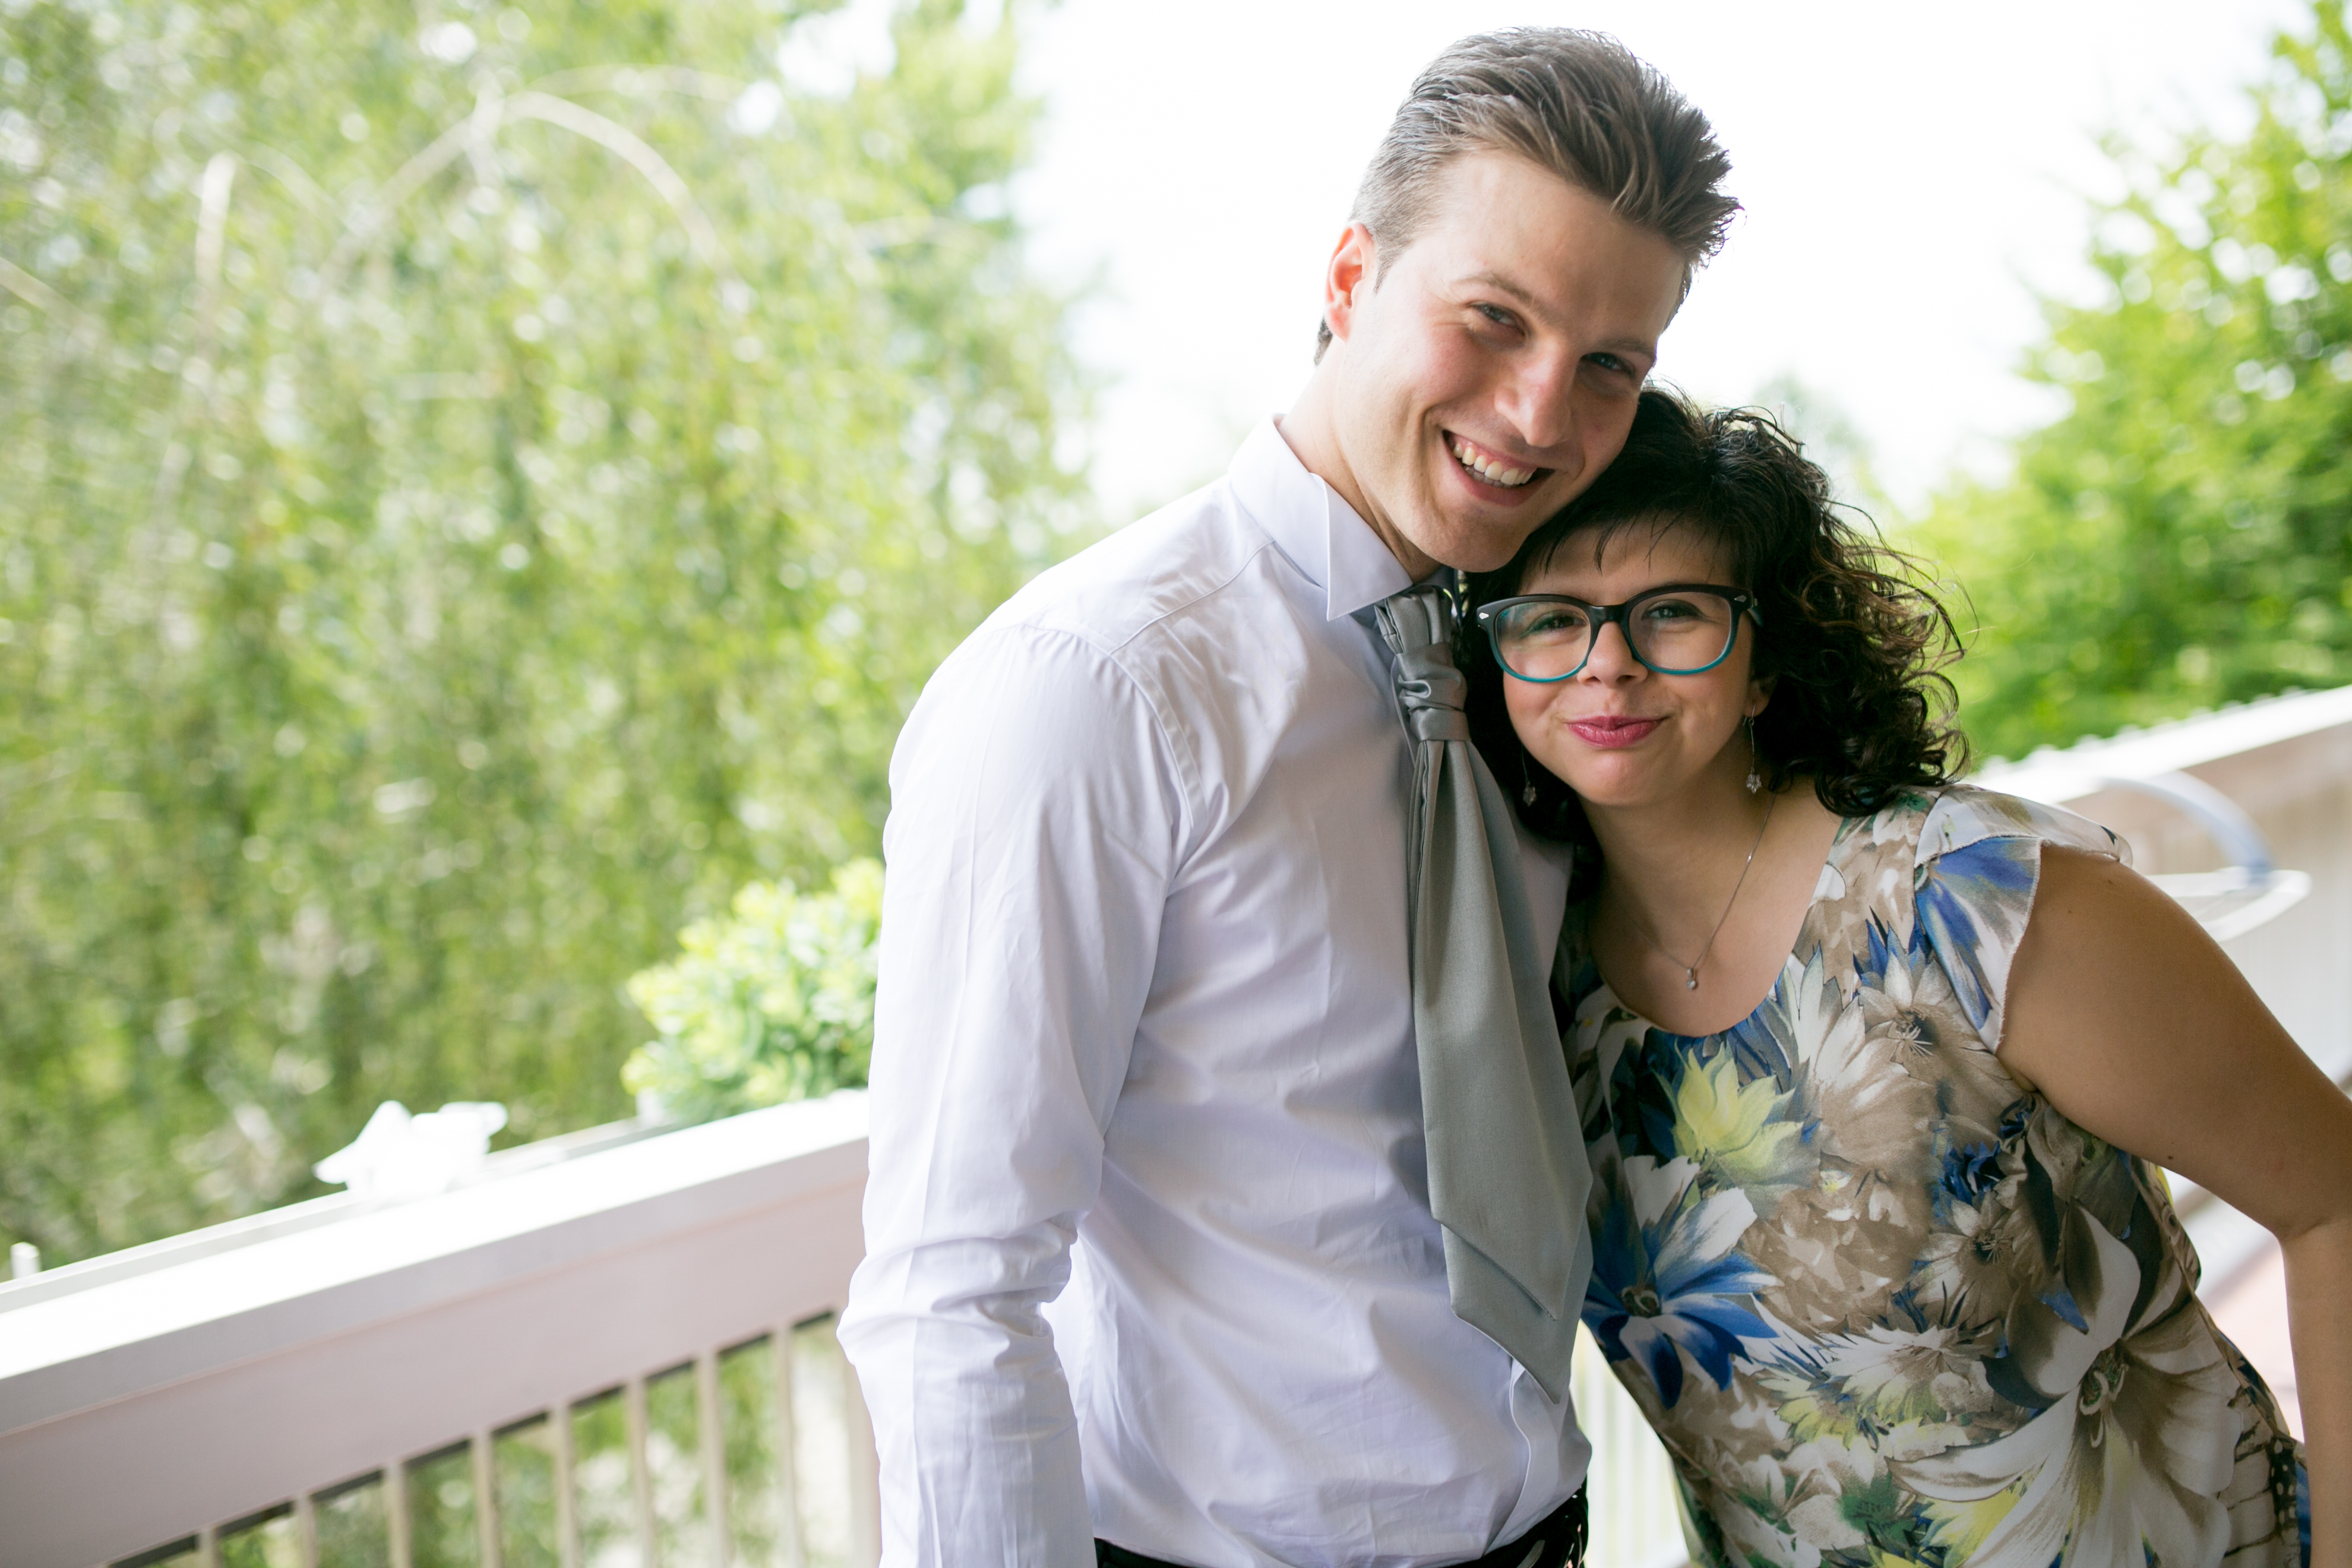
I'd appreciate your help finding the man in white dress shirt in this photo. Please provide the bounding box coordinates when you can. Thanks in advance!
[839,30,1736,1568]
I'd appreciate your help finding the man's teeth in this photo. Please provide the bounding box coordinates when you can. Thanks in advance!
[1449,437,1536,488]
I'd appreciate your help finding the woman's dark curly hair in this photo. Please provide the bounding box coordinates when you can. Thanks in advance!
[1461,387,1968,846]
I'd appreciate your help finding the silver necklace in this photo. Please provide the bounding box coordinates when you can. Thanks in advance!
[1629,792,1778,991]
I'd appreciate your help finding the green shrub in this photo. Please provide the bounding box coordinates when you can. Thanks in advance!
[622,861,882,1123]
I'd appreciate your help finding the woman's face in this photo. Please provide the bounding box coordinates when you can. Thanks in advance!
[1500,520,1769,812]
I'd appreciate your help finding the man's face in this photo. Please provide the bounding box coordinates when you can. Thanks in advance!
[1322,151,1689,576]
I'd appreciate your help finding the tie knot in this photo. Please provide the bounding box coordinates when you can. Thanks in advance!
[1378,585,1470,744]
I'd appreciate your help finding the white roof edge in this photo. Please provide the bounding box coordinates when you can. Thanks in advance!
[1975,682,2352,803]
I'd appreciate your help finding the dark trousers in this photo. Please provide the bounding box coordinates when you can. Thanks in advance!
[1096,1487,1588,1568]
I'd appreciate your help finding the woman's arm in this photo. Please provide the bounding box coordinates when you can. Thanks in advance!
[2003,845,2352,1567]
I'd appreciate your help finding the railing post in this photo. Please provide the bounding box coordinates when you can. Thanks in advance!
[293,1493,319,1568]
[387,1458,412,1568]
[625,1376,656,1566]
[697,1351,730,1568]
[472,1430,501,1568]
[774,1325,805,1568]
[554,1403,581,1568]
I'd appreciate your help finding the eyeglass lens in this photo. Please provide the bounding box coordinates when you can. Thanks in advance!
[1493,590,1739,680]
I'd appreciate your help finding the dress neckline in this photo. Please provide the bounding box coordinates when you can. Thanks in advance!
[1570,808,1870,1043]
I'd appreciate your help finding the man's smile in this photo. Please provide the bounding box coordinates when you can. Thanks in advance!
[1446,431,1549,492]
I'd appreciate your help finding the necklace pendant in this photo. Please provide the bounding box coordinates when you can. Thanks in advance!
[1684,970,1699,990]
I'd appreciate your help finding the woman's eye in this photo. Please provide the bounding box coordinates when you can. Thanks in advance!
[1475,304,1518,330]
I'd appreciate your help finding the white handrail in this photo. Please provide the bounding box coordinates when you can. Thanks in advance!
[0,1092,875,1568]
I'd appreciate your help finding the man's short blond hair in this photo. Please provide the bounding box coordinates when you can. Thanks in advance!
[1317,29,1737,360]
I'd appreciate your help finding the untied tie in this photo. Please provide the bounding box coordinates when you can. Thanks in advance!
[1375,579,1594,1399]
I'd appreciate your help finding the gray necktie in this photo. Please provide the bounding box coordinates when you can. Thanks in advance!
[1377,580,1593,1400]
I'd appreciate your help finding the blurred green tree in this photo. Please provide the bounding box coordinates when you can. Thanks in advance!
[1922,0,2352,759]
[0,0,1089,1261]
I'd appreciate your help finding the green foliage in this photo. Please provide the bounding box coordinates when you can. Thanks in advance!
[622,859,879,1124]
[1922,0,2352,759]
[0,0,1088,1261]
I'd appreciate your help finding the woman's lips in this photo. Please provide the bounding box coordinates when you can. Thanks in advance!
[1569,715,1662,748]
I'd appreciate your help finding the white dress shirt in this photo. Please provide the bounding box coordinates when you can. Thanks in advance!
[838,419,1583,1568]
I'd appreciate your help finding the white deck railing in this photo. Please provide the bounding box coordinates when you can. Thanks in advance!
[0,1081,1692,1568]
[0,1093,878,1568]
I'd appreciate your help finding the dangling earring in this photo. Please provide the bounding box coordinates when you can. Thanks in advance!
[1744,715,1762,795]
[1519,751,1539,807]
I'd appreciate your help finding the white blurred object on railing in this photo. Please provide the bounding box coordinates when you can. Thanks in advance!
[312,1099,511,1202]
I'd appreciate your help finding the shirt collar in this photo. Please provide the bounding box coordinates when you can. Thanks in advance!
[1228,417,1414,621]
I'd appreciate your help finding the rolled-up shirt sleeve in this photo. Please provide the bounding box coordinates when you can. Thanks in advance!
[839,621,1187,1568]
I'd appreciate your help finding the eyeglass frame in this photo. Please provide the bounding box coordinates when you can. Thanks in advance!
[1472,583,1765,684]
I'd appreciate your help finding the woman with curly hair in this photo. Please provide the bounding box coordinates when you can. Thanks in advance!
[1460,388,2348,1566]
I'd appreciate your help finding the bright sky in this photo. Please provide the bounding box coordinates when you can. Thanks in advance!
[999,0,2305,521]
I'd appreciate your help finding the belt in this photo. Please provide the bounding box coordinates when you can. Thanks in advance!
[1096,1487,1588,1568]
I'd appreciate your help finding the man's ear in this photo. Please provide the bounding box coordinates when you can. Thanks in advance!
[1322,223,1376,346]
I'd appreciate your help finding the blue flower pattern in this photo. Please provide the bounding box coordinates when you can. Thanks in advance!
[1587,1155,1775,1406]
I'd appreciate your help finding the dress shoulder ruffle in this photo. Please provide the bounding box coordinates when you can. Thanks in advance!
[1912,782,2130,870]
[1893,785,2127,1052]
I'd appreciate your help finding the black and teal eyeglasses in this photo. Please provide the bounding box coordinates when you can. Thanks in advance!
[1474,585,1762,683]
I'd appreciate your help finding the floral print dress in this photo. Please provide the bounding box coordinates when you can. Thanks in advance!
[1564,786,2307,1567]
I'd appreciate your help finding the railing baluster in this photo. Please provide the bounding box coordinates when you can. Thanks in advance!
[198,1525,220,1568]
[773,1326,804,1568]
[387,1459,412,1568]
[293,1493,319,1568]
[696,1351,729,1568]
[553,1405,580,1568]
[625,1377,656,1567]
[472,1431,501,1568]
